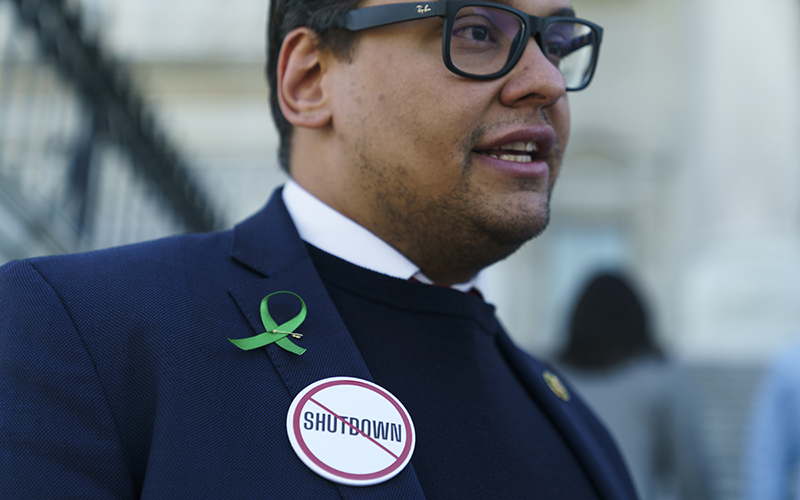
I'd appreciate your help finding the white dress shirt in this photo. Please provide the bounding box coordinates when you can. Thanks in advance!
[282,179,485,294]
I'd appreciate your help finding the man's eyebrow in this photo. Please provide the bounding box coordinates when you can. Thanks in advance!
[551,7,577,17]
[481,1,578,18]
[483,0,514,7]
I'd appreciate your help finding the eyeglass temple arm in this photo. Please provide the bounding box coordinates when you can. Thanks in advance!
[332,1,446,31]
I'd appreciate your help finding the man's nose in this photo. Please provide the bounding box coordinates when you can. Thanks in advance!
[499,37,567,108]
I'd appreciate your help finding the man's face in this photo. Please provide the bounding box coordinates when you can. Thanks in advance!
[323,0,573,283]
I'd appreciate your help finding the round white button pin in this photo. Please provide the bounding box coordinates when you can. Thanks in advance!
[286,377,416,486]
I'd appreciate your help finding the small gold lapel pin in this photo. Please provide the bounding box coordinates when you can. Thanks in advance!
[543,370,570,402]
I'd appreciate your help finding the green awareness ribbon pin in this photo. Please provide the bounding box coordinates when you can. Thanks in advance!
[228,291,307,355]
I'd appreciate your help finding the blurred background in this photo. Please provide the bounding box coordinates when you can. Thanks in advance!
[2,0,799,498]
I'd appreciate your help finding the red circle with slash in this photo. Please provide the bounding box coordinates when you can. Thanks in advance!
[286,377,416,486]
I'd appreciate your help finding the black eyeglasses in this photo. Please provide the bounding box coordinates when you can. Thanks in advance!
[331,1,603,91]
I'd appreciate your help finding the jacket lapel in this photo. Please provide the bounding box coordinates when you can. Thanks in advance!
[496,332,639,500]
[227,188,426,500]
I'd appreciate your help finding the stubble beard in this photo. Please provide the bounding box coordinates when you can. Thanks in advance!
[360,125,561,284]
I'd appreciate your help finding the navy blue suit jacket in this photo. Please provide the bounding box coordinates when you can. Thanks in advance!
[1,189,637,499]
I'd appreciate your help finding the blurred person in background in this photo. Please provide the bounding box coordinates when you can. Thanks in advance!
[744,342,800,500]
[557,271,716,500]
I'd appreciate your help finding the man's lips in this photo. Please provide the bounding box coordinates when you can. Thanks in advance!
[472,127,556,163]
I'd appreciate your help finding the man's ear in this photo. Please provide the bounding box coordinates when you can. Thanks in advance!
[277,28,332,129]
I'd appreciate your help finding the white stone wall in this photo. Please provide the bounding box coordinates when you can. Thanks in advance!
[676,0,800,361]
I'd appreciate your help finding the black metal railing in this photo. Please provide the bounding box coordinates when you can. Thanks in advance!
[0,0,220,262]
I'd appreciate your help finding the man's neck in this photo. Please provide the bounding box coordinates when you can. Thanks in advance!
[282,179,486,293]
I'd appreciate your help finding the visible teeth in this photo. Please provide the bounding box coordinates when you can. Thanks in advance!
[488,153,529,162]
[498,141,537,152]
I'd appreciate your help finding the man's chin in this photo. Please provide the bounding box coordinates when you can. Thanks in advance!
[506,215,550,246]
[481,203,551,251]
[494,189,551,239]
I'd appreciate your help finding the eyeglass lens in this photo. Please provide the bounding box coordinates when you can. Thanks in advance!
[450,6,596,89]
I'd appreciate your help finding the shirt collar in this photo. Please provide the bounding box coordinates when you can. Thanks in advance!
[282,179,485,293]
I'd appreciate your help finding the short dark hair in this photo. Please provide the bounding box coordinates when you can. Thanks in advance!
[558,271,663,370]
[267,0,364,173]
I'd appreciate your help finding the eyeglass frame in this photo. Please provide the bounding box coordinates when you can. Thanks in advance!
[330,1,604,91]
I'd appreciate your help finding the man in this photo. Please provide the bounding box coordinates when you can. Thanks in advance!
[1,0,636,498]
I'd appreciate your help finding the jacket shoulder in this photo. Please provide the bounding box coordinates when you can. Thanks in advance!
[23,229,232,274]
